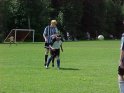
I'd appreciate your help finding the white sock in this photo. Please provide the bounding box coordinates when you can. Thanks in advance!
[119,81,124,93]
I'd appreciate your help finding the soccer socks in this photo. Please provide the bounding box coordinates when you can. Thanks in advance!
[45,55,48,66]
[47,56,53,67]
[46,56,60,69]
[119,81,124,93]
[57,59,60,68]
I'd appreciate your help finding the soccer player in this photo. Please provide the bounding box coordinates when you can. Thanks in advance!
[43,20,58,66]
[46,34,63,69]
[118,33,124,93]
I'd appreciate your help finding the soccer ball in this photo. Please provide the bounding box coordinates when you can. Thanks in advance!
[98,35,104,40]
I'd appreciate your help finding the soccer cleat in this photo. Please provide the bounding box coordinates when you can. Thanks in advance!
[45,65,48,69]
[57,66,60,70]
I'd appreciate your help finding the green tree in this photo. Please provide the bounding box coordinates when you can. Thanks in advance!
[60,0,84,40]
[0,0,5,42]
[105,0,124,38]
[81,0,107,39]
[1,0,124,42]
[4,0,44,41]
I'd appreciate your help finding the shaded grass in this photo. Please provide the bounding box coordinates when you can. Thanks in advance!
[0,40,120,93]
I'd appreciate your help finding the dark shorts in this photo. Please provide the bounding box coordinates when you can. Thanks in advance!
[44,43,51,49]
[50,49,60,57]
[118,66,124,76]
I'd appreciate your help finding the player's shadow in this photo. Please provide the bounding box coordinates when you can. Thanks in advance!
[60,67,80,70]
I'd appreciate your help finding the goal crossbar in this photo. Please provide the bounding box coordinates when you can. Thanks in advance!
[4,29,35,43]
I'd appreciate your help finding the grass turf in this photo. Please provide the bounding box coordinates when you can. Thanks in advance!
[0,40,120,93]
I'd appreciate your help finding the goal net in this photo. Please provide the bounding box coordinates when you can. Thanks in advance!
[4,29,35,43]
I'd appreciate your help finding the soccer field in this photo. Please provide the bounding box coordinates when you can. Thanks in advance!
[0,40,120,93]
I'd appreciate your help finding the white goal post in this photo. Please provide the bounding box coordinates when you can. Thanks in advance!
[4,29,35,43]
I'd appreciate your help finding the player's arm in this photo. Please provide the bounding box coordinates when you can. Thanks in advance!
[60,44,63,52]
[43,27,48,42]
[49,45,55,51]
[55,27,59,34]
[49,39,55,51]
[43,34,48,42]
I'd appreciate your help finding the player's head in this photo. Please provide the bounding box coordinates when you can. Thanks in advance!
[51,34,61,41]
[56,34,61,41]
[122,33,124,37]
[51,20,57,27]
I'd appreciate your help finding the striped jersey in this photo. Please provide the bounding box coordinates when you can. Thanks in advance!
[43,26,58,43]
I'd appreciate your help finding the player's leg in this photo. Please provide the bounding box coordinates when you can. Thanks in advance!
[46,55,54,68]
[44,48,49,66]
[52,57,55,67]
[56,56,60,69]
[56,49,60,69]
[46,50,55,68]
[118,66,124,93]
[44,43,49,66]
[9,41,12,46]
[118,76,124,93]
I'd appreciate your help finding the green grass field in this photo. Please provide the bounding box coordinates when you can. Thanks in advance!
[0,40,120,93]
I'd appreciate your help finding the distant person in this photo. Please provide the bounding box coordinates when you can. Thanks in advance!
[86,32,90,40]
[43,20,58,67]
[110,34,114,39]
[8,35,16,46]
[46,34,63,69]
[118,33,124,93]
[66,32,70,41]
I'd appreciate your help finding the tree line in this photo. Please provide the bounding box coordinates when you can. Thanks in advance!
[0,0,124,42]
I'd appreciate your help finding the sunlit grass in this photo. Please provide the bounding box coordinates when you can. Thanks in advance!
[0,40,120,93]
